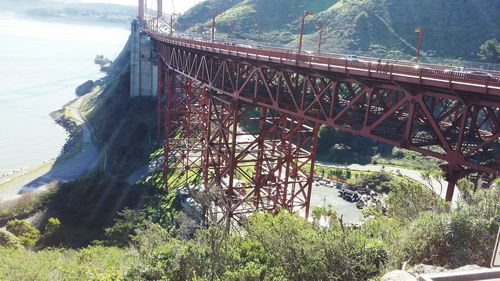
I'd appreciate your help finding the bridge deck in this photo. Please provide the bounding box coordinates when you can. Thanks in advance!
[148,31,500,97]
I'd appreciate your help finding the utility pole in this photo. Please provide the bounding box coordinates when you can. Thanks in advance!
[298,11,313,55]
[415,27,424,63]
[316,23,323,54]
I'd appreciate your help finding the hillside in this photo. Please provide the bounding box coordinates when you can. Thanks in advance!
[178,0,500,61]
[0,0,136,26]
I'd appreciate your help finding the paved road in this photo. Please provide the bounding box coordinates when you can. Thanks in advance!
[317,161,458,202]
[46,93,99,181]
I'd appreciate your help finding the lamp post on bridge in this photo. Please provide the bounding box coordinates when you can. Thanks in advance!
[316,23,324,54]
[298,11,313,55]
[415,27,424,64]
[255,22,261,44]
[211,12,220,43]
[170,13,179,36]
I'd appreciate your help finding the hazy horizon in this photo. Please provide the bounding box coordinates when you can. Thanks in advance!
[78,0,204,13]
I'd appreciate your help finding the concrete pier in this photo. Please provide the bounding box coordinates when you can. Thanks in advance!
[130,19,157,98]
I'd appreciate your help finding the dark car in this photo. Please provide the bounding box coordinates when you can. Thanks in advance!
[343,190,360,202]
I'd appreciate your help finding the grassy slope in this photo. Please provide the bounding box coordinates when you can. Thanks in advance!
[179,0,500,60]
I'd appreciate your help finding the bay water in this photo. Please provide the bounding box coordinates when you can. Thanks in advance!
[0,14,130,176]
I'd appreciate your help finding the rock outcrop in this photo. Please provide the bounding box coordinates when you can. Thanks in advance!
[75,80,95,96]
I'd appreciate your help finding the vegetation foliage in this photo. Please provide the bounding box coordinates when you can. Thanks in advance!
[178,0,500,61]
[1,183,497,280]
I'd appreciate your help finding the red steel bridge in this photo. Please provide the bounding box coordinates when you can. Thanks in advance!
[138,1,500,222]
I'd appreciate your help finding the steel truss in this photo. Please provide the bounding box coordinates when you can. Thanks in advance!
[203,93,319,223]
[158,64,320,222]
[154,43,499,201]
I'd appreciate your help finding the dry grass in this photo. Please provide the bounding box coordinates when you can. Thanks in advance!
[0,190,51,222]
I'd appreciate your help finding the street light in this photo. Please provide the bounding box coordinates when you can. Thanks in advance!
[211,12,220,43]
[316,23,324,54]
[255,22,261,43]
[415,27,424,63]
[298,11,313,55]
[169,13,178,36]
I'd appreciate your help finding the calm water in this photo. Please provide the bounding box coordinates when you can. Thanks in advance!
[0,14,130,175]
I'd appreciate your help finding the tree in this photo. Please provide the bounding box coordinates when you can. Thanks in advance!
[104,209,150,247]
[478,39,500,63]
[38,217,65,247]
[386,179,447,222]
[356,171,393,193]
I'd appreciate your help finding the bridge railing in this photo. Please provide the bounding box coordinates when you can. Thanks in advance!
[147,31,500,92]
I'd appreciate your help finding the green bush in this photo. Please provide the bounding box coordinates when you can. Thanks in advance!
[38,217,65,247]
[0,246,136,281]
[127,211,387,281]
[6,220,40,248]
[388,186,500,268]
[0,230,22,249]
[104,209,150,247]
[356,171,393,193]
[386,178,447,221]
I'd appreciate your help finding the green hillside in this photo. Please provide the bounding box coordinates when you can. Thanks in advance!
[177,0,500,61]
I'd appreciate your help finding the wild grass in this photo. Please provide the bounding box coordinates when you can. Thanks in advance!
[0,190,52,223]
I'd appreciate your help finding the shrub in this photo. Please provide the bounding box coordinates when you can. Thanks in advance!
[6,220,40,248]
[388,186,500,268]
[0,246,136,281]
[104,209,150,247]
[38,217,65,247]
[0,230,22,249]
[356,171,393,193]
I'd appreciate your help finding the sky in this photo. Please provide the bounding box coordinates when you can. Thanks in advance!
[79,0,204,13]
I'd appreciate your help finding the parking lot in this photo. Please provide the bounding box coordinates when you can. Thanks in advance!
[310,183,363,224]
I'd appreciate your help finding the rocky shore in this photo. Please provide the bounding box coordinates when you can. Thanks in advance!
[49,101,82,158]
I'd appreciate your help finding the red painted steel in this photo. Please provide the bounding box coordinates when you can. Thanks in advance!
[148,32,500,96]
[201,94,320,222]
[157,66,321,221]
[150,26,499,216]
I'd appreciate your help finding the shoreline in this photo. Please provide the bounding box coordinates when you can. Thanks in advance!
[0,86,102,202]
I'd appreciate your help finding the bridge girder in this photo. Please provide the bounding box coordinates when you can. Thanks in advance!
[154,37,499,214]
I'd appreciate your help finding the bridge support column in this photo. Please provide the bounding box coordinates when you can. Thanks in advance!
[199,92,320,224]
[442,165,467,202]
[130,18,157,98]
[160,73,208,189]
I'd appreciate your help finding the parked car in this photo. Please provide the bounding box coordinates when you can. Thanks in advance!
[343,190,360,202]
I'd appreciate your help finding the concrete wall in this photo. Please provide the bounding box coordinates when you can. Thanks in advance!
[130,20,157,98]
